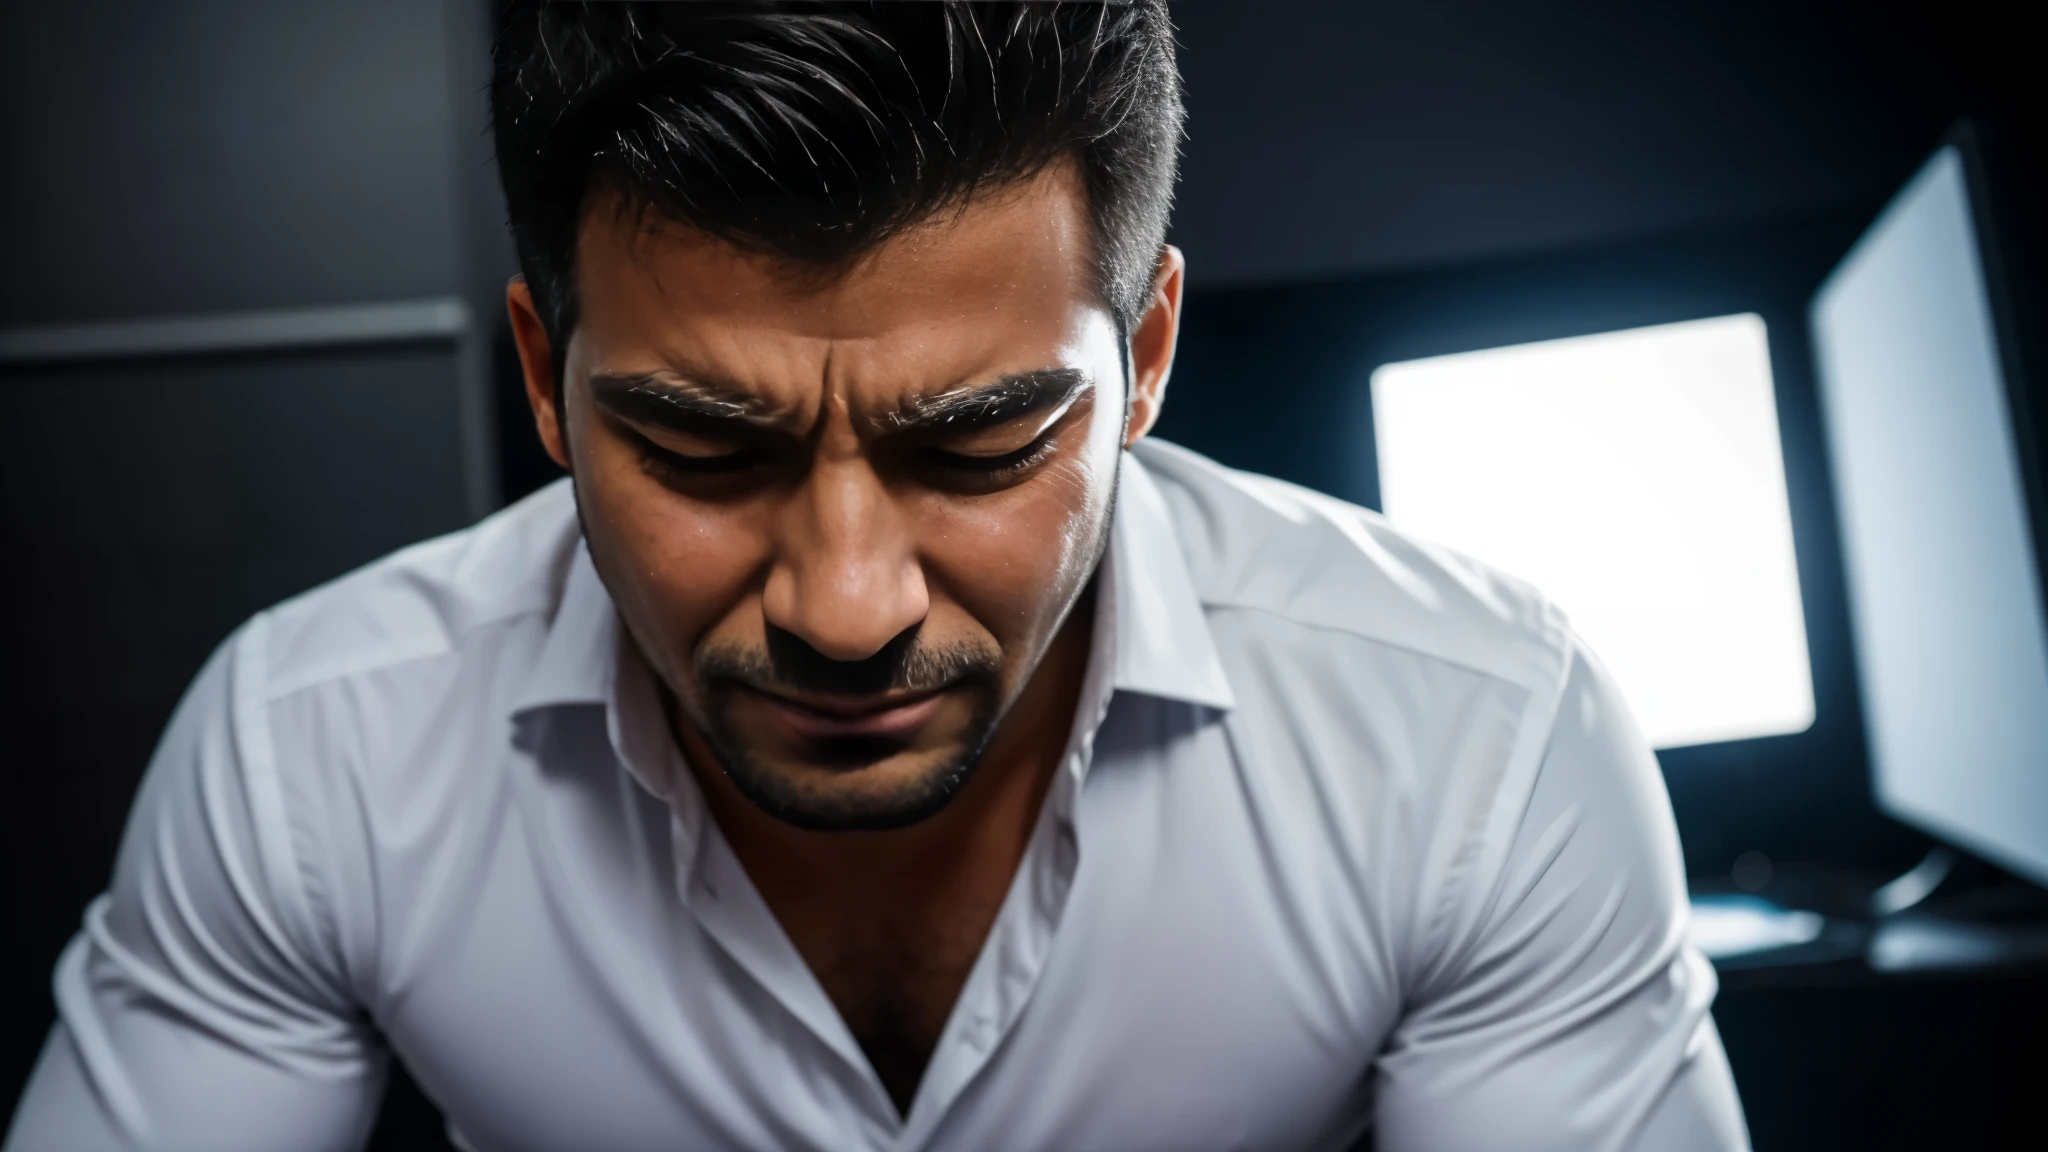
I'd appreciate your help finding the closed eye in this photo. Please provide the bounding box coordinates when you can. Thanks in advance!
[628,427,766,477]
[920,429,1056,478]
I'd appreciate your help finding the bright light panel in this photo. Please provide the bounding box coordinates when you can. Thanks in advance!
[1372,314,1815,749]
[1812,145,2048,886]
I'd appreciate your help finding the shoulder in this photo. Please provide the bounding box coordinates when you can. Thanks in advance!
[199,477,582,855]
[251,478,581,702]
[152,481,585,994]
[1128,446,1629,992]
[1131,439,1571,700]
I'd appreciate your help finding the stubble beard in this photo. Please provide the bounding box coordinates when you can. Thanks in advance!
[584,456,1123,833]
[680,642,1008,832]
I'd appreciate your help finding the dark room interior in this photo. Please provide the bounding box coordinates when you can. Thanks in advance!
[4,2,2045,1148]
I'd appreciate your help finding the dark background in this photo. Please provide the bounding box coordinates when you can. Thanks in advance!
[4,1,2044,1148]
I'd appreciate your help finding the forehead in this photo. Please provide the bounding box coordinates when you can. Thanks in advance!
[568,161,1109,407]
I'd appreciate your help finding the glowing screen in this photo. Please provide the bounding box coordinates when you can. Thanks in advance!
[1811,144,2048,886]
[1372,313,1815,749]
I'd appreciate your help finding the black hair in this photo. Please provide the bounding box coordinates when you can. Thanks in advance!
[491,1,1183,376]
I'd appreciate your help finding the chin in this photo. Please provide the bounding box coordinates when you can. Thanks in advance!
[712,741,986,831]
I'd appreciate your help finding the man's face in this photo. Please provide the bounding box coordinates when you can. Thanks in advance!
[512,162,1176,830]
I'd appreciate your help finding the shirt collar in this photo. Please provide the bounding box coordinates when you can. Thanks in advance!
[1102,450,1237,711]
[508,447,1236,723]
[510,543,693,813]
[510,540,616,716]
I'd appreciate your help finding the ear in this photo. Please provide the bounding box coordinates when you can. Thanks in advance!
[1123,244,1186,448]
[506,277,571,469]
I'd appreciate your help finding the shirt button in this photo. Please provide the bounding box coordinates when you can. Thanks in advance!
[965,1015,996,1051]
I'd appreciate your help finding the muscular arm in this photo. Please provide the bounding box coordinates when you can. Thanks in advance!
[1374,639,1750,1152]
[6,622,382,1151]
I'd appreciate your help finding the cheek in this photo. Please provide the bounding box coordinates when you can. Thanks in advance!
[576,433,771,655]
[918,444,1114,642]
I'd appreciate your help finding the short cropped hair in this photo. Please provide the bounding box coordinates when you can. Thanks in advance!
[491,1,1183,370]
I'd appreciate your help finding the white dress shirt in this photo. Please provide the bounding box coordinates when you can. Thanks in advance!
[8,440,1748,1152]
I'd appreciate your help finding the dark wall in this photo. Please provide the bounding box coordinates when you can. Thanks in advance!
[0,0,510,1131]
[1167,0,2007,288]
[1,4,459,323]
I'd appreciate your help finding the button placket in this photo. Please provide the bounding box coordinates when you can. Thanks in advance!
[682,822,905,1129]
[620,653,901,1134]
[895,758,1092,1151]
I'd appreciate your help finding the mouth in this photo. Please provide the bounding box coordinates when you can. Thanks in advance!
[738,684,948,742]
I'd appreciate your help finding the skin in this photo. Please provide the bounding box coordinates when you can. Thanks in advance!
[506,158,1185,1114]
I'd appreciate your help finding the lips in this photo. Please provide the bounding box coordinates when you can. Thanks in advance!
[742,685,947,742]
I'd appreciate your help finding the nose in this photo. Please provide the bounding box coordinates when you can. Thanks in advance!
[761,457,929,663]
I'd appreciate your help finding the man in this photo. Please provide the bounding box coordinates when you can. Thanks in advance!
[8,3,1748,1149]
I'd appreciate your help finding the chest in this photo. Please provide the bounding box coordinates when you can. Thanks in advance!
[772,876,1013,1111]
[393,807,1391,1152]
[385,702,1405,1149]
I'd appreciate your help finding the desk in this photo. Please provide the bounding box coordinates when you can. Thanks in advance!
[1697,874,2048,1151]
[1716,971,2046,1150]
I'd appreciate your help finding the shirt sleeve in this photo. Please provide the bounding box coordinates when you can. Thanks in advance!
[5,617,384,1152]
[1372,637,1751,1152]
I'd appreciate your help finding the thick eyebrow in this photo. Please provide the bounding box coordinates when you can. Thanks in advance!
[587,371,781,431]
[880,368,1092,435]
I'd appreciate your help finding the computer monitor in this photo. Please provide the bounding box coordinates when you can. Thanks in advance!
[1809,131,2048,888]
[1372,313,1816,752]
